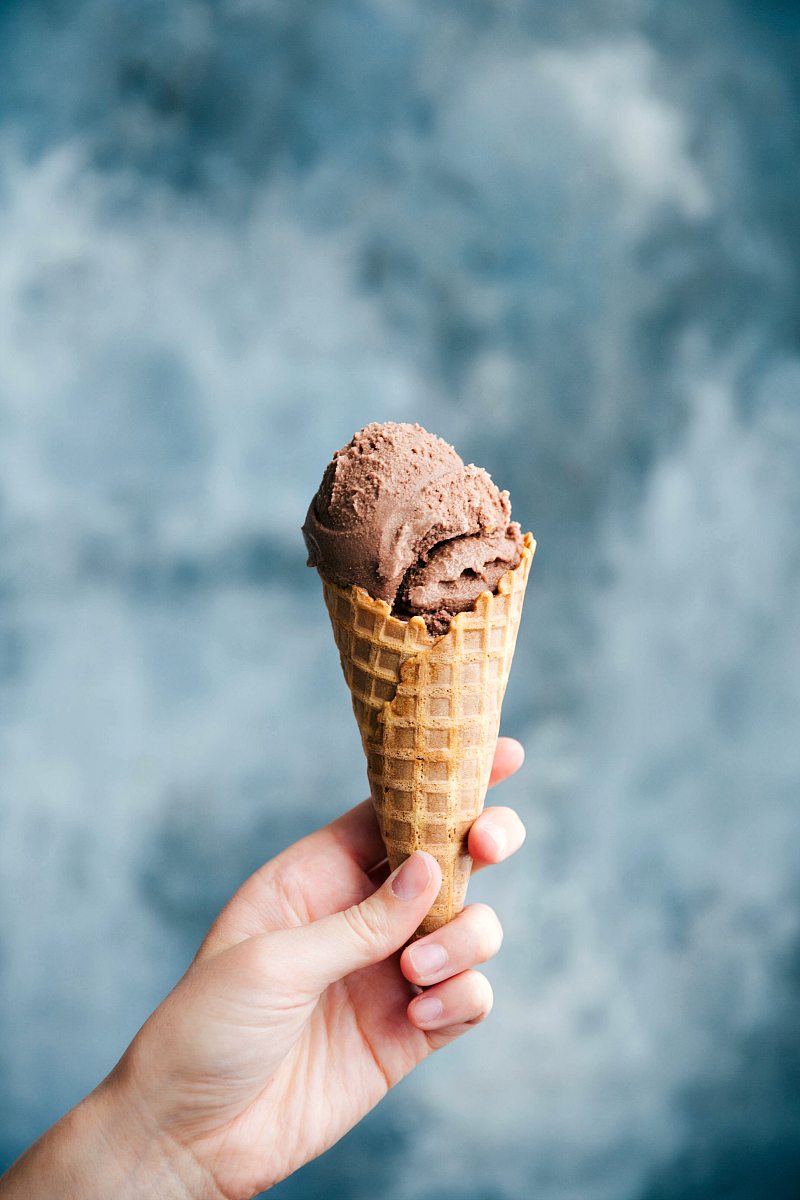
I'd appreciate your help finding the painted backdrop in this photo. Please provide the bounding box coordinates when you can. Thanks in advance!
[1,2,799,1197]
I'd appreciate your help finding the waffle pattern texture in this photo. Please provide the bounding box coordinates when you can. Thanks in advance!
[322,532,535,937]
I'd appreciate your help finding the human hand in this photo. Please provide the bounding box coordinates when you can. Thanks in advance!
[1,739,525,1200]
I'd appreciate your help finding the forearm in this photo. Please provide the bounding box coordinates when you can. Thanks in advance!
[0,1078,220,1200]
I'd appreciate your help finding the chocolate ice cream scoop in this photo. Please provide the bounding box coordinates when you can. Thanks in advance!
[303,422,523,635]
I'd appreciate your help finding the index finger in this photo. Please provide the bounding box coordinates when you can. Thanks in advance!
[487,737,525,787]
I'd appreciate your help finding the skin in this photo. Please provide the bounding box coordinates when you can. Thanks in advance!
[0,739,526,1200]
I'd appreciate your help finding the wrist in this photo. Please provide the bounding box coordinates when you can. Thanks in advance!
[1,1072,222,1200]
[78,1075,220,1200]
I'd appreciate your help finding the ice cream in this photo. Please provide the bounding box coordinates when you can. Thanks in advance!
[305,420,535,936]
[302,422,524,634]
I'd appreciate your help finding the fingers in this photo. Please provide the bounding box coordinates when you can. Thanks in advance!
[468,806,526,874]
[366,804,526,889]
[400,902,502,987]
[407,969,494,1045]
[366,737,525,885]
[287,737,522,884]
[488,737,524,788]
[267,851,443,994]
[197,738,525,963]
[362,737,523,877]
[300,738,521,879]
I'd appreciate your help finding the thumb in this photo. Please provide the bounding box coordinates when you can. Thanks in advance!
[272,851,442,994]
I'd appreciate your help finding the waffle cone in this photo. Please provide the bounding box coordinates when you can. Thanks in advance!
[322,532,535,938]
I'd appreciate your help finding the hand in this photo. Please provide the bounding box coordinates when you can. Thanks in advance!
[1,739,526,1200]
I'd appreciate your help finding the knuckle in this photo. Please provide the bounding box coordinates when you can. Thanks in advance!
[470,973,494,1022]
[461,984,494,1026]
[467,903,504,961]
[249,931,294,985]
[340,899,389,953]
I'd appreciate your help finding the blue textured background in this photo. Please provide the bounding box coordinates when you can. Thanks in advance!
[2,2,800,1197]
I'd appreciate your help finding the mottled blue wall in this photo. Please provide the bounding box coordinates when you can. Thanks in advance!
[1,2,799,1197]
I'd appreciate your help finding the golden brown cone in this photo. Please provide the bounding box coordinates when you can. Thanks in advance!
[322,532,535,938]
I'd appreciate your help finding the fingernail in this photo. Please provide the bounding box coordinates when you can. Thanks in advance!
[409,942,448,978]
[391,852,432,900]
[482,821,507,858]
[412,996,444,1025]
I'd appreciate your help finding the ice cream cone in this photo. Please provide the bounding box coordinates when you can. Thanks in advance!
[322,532,535,938]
